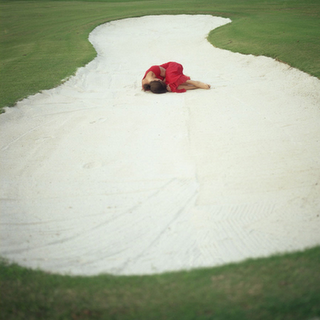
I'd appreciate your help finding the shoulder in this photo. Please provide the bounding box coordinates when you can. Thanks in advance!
[148,65,160,73]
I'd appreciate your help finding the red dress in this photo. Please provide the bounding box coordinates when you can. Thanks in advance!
[142,65,164,81]
[161,62,190,93]
[142,62,190,93]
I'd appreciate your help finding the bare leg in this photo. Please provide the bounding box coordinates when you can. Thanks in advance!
[178,80,211,91]
[186,80,211,89]
[176,83,198,91]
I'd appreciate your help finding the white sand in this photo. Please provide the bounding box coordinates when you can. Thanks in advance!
[1,15,320,276]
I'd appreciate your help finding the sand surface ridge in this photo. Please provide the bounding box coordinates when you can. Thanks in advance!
[1,15,320,275]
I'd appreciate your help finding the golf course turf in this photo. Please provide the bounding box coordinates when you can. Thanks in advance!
[0,0,320,319]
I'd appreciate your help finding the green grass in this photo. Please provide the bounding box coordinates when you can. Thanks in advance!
[208,2,320,77]
[0,0,319,112]
[1,1,320,318]
[1,246,320,320]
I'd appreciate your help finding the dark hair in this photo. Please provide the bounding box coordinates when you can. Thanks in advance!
[149,81,167,94]
[143,83,151,91]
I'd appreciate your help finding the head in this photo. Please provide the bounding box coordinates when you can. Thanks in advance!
[146,80,167,94]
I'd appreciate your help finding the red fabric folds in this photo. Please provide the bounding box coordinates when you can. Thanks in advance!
[142,65,164,81]
[161,62,190,93]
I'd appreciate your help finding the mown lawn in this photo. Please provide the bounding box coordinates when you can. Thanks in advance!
[1,1,319,319]
[1,246,320,320]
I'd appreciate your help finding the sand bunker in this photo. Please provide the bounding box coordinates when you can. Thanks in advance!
[1,15,320,276]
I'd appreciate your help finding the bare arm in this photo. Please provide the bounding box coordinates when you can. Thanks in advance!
[142,71,155,87]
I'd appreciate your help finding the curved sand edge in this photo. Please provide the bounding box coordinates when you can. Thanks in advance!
[1,15,320,275]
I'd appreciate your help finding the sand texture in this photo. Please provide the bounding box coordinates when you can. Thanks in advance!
[1,15,320,275]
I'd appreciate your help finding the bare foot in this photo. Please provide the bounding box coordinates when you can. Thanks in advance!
[184,80,211,90]
[200,83,211,89]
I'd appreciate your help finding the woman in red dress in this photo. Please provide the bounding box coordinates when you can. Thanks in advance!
[142,62,211,94]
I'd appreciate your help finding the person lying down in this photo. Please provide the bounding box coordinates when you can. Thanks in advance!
[142,61,211,94]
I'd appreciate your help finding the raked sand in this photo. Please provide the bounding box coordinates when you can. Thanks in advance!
[1,15,320,276]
